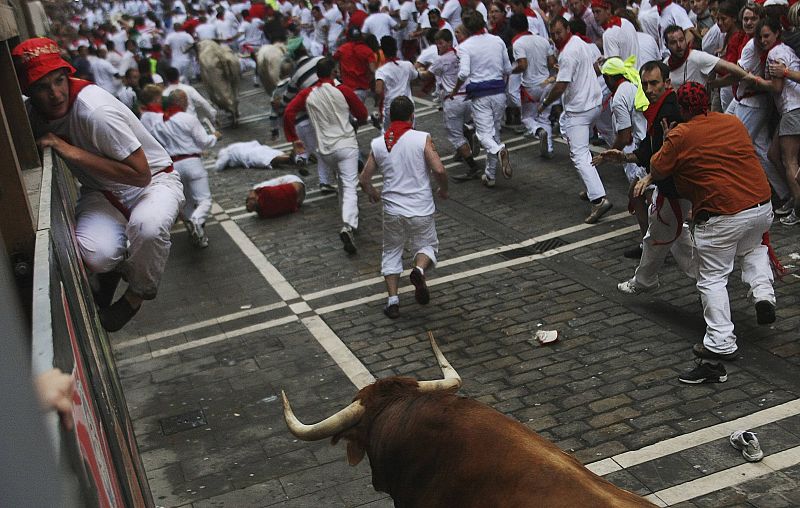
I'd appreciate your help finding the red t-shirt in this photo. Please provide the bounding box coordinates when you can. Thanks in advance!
[334,41,376,90]
[256,183,300,218]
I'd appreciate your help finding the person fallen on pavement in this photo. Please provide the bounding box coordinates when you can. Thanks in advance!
[215,140,295,171]
[245,174,306,218]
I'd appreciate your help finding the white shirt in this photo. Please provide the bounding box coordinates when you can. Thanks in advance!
[116,86,137,110]
[701,23,724,56]
[611,81,646,143]
[240,18,266,48]
[768,43,800,114]
[602,18,639,63]
[736,39,769,109]
[399,2,427,40]
[457,32,511,83]
[636,32,660,69]
[526,13,548,38]
[253,174,304,190]
[139,111,164,133]
[89,56,120,94]
[162,83,218,121]
[637,8,660,50]
[164,31,195,62]
[664,48,718,87]
[556,36,602,112]
[306,82,360,154]
[428,49,463,96]
[513,32,553,89]
[417,44,439,67]
[657,3,693,52]
[475,1,488,24]
[26,85,172,194]
[440,0,461,27]
[195,21,218,40]
[370,130,435,217]
[362,12,398,41]
[324,4,344,45]
[376,60,419,111]
[157,111,218,155]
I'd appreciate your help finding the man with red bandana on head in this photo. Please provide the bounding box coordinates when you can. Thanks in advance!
[591,0,640,65]
[13,38,184,332]
[648,81,777,383]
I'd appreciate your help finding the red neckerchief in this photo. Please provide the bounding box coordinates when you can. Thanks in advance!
[555,33,572,51]
[602,16,622,29]
[65,78,93,116]
[643,88,673,134]
[781,15,791,31]
[384,120,413,152]
[437,19,445,28]
[491,19,506,35]
[558,7,568,16]
[524,7,538,18]
[458,0,467,5]
[163,105,183,121]
[609,76,625,97]
[512,31,532,44]
[667,47,691,71]
[139,102,163,114]
[760,39,780,67]
[576,34,592,43]
[656,0,672,15]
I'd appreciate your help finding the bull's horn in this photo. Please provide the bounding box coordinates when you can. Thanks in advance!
[417,331,462,392]
[281,390,365,441]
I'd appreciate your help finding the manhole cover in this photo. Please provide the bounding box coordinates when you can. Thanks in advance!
[498,238,568,260]
[160,409,207,435]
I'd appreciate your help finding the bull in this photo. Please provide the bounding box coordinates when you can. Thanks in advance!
[282,333,657,507]
[255,42,293,95]
[197,40,240,126]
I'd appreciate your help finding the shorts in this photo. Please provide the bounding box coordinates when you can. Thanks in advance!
[381,213,439,276]
[778,107,800,136]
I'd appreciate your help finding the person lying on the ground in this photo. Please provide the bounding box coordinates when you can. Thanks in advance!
[244,174,306,218]
[215,140,295,170]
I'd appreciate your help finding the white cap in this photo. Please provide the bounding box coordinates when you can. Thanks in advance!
[764,0,788,6]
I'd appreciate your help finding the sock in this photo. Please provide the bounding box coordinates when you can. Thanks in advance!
[387,295,399,306]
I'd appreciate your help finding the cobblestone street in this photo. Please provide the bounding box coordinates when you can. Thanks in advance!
[111,76,800,507]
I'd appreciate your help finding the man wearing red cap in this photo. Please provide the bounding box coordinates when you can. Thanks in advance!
[648,81,776,374]
[13,38,184,332]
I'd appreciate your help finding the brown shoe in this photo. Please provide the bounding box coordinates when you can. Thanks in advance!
[585,198,612,224]
[410,267,430,305]
[499,147,512,179]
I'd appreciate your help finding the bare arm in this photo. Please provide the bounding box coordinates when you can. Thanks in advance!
[358,151,381,203]
[424,136,448,199]
[612,127,632,150]
[512,57,528,75]
[39,134,152,187]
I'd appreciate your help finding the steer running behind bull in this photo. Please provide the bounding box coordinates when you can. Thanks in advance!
[282,333,657,508]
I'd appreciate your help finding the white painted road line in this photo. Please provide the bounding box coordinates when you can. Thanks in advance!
[645,444,800,506]
[314,225,639,314]
[114,301,289,351]
[302,315,375,388]
[303,211,632,301]
[587,398,800,476]
[219,218,301,301]
[117,314,301,365]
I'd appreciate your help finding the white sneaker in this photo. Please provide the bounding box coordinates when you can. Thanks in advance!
[617,278,656,295]
[780,210,800,225]
[730,430,763,462]
[774,199,794,216]
[192,221,209,248]
[481,174,496,188]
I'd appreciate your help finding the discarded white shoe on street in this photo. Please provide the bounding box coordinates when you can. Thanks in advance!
[729,430,763,462]
[534,330,559,345]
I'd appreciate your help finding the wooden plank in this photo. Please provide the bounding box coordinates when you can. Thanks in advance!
[0,40,39,169]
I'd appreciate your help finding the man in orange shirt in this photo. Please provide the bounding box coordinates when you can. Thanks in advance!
[647,82,776,382]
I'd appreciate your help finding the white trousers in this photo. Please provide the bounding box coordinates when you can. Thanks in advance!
[172,57,192,83]
[731,101,790,200]
[174,157,211,226]
[506,73,521,108]
[694,204,775,355]
[381,213,439,276]
[560,106,606,200]
[633,188,695,288]
[442,95,471,150]
[319,145,360,229]
[471,93,506,179]
[520,84,553,152]
[75,171,184,300]
[296,119,334,186]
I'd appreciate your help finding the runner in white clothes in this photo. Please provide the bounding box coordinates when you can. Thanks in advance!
[163,23,196,82]
[448,10,513,187]
[162,67,218,123]
[156,89,221,248]
[591,0,639,64]
[359,96,449,319]
[375,36,419,131]
[539,16,613,224]
[362,2,399,41]
[14,38,184,332]
[510,13,556,158]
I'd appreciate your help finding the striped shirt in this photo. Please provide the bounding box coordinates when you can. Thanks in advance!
[282,56,324,122]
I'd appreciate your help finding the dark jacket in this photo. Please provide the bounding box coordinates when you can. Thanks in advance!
[633,91,681,198]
